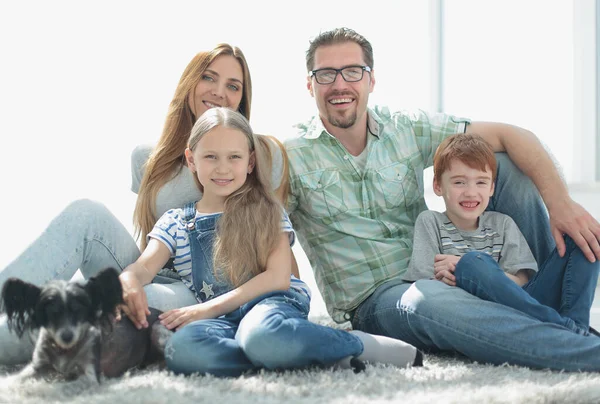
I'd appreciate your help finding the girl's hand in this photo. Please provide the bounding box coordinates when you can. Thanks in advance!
[433,254,460,286]
[159,304,212,331]
[118,268,150,329]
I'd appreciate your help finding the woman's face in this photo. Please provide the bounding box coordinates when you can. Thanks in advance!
[188,55,244,119]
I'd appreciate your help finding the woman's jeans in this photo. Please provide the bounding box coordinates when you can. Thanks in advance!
[0,199,197,365]
[352,153,600,372]
[166,290,362,377]
[454,235,600,335]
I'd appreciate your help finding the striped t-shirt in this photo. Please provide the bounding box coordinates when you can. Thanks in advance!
[148,208,311,300]
[404,210,538,282]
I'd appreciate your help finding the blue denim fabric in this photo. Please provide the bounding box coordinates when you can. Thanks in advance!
[352,153,600,371]
[166,203,362,376]
[454,234,600,335]
[165,289,362,377]
[180,203,232,302]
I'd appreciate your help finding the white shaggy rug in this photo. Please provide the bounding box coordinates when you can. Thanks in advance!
[2,315,600,404]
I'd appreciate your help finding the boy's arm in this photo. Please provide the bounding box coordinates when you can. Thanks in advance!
[498,215,538,285]
[406,211,444,281]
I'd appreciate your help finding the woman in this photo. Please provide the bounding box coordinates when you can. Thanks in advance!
[0,43,288,368]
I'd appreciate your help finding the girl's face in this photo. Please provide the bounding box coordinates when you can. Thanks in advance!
[185,126,255,209]
[188,55,244,119]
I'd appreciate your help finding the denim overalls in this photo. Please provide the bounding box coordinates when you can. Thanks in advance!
[182,202,231,302]
[163,202,363,377]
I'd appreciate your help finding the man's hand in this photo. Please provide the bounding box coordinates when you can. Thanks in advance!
[118,269,150,329]
[159,304,212,331]
[433,254,461,286]
[549,198,600,262]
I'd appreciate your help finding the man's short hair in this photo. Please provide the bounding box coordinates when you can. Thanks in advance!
[305,27,374,72]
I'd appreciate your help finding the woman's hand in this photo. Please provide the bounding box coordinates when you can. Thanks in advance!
[159,304,213,331]
[433,254,460,286]
[118,267,150,329]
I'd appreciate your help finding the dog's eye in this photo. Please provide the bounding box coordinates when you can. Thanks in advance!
[69,299,89,316]
[44,302,62,320]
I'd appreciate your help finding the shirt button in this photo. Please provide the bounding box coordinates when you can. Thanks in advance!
[317,183,322,188]
[343,155,349,160]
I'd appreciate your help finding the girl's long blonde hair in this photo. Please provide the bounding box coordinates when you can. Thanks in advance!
[188,108,283,287]
[133,44,252,249]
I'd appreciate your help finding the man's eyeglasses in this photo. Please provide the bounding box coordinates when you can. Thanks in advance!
[309,66,372,85]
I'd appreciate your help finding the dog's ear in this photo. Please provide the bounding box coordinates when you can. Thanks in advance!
[86,267,123,318]
[1,278,41,337]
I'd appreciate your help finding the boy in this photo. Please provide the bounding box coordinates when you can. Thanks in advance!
[404,133,599,336]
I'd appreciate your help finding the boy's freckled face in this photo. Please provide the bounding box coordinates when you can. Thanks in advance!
[433,159,495,231]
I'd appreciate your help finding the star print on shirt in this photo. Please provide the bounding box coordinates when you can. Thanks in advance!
[200,281,215,299]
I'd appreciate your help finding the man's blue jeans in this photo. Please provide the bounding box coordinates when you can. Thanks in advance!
[166,290,362,377]
[454,235,599,335]
[352,153,600,371]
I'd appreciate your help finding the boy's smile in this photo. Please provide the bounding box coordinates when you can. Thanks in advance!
[433,159,495,231]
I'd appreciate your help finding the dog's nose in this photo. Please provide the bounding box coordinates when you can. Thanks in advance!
[60,330,74,344]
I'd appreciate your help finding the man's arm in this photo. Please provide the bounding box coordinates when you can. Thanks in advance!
[467,121,600,262]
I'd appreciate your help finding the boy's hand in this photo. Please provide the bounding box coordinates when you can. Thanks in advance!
[433,254,460,286]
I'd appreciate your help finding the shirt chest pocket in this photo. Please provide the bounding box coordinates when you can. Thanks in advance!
[375,162,420,209]
[298,170,348,218]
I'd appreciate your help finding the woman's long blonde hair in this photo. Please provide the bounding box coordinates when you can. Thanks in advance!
[188,108,283,287]
[133,44,252,249]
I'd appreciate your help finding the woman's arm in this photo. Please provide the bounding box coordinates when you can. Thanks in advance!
[159,233,292,330]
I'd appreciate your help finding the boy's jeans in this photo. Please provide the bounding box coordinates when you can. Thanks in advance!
[352,153,600,371]
[454,235,599,335]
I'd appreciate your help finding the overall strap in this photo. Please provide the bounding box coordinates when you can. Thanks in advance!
[183,202,197,231]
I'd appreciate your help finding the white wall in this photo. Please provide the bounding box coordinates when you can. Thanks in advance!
[0,1,596,301]
[0,1,434,267]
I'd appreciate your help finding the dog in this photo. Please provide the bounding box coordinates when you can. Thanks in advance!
[1,267,175,384]
[1,267,124,384]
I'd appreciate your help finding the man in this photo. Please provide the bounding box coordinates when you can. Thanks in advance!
[284,27,600,371]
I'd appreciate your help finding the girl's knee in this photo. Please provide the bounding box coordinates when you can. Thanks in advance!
[239,315,301,368]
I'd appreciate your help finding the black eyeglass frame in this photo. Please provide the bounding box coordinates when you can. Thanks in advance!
[309,65,372,84]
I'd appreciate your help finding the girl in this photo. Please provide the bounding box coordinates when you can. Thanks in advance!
[0,44,287,368]
[119,107,422,376]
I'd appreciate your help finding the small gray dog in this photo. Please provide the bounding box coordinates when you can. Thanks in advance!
[1,268,171,384]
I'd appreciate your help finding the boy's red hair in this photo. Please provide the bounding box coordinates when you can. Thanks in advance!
[433,133,497,183]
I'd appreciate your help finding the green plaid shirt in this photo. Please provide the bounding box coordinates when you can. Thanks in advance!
[285,106,469,323]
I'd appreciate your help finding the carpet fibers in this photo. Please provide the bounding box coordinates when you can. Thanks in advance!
[2,316,600,404]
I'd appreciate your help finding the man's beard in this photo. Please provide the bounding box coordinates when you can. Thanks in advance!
[327,110,357,129]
